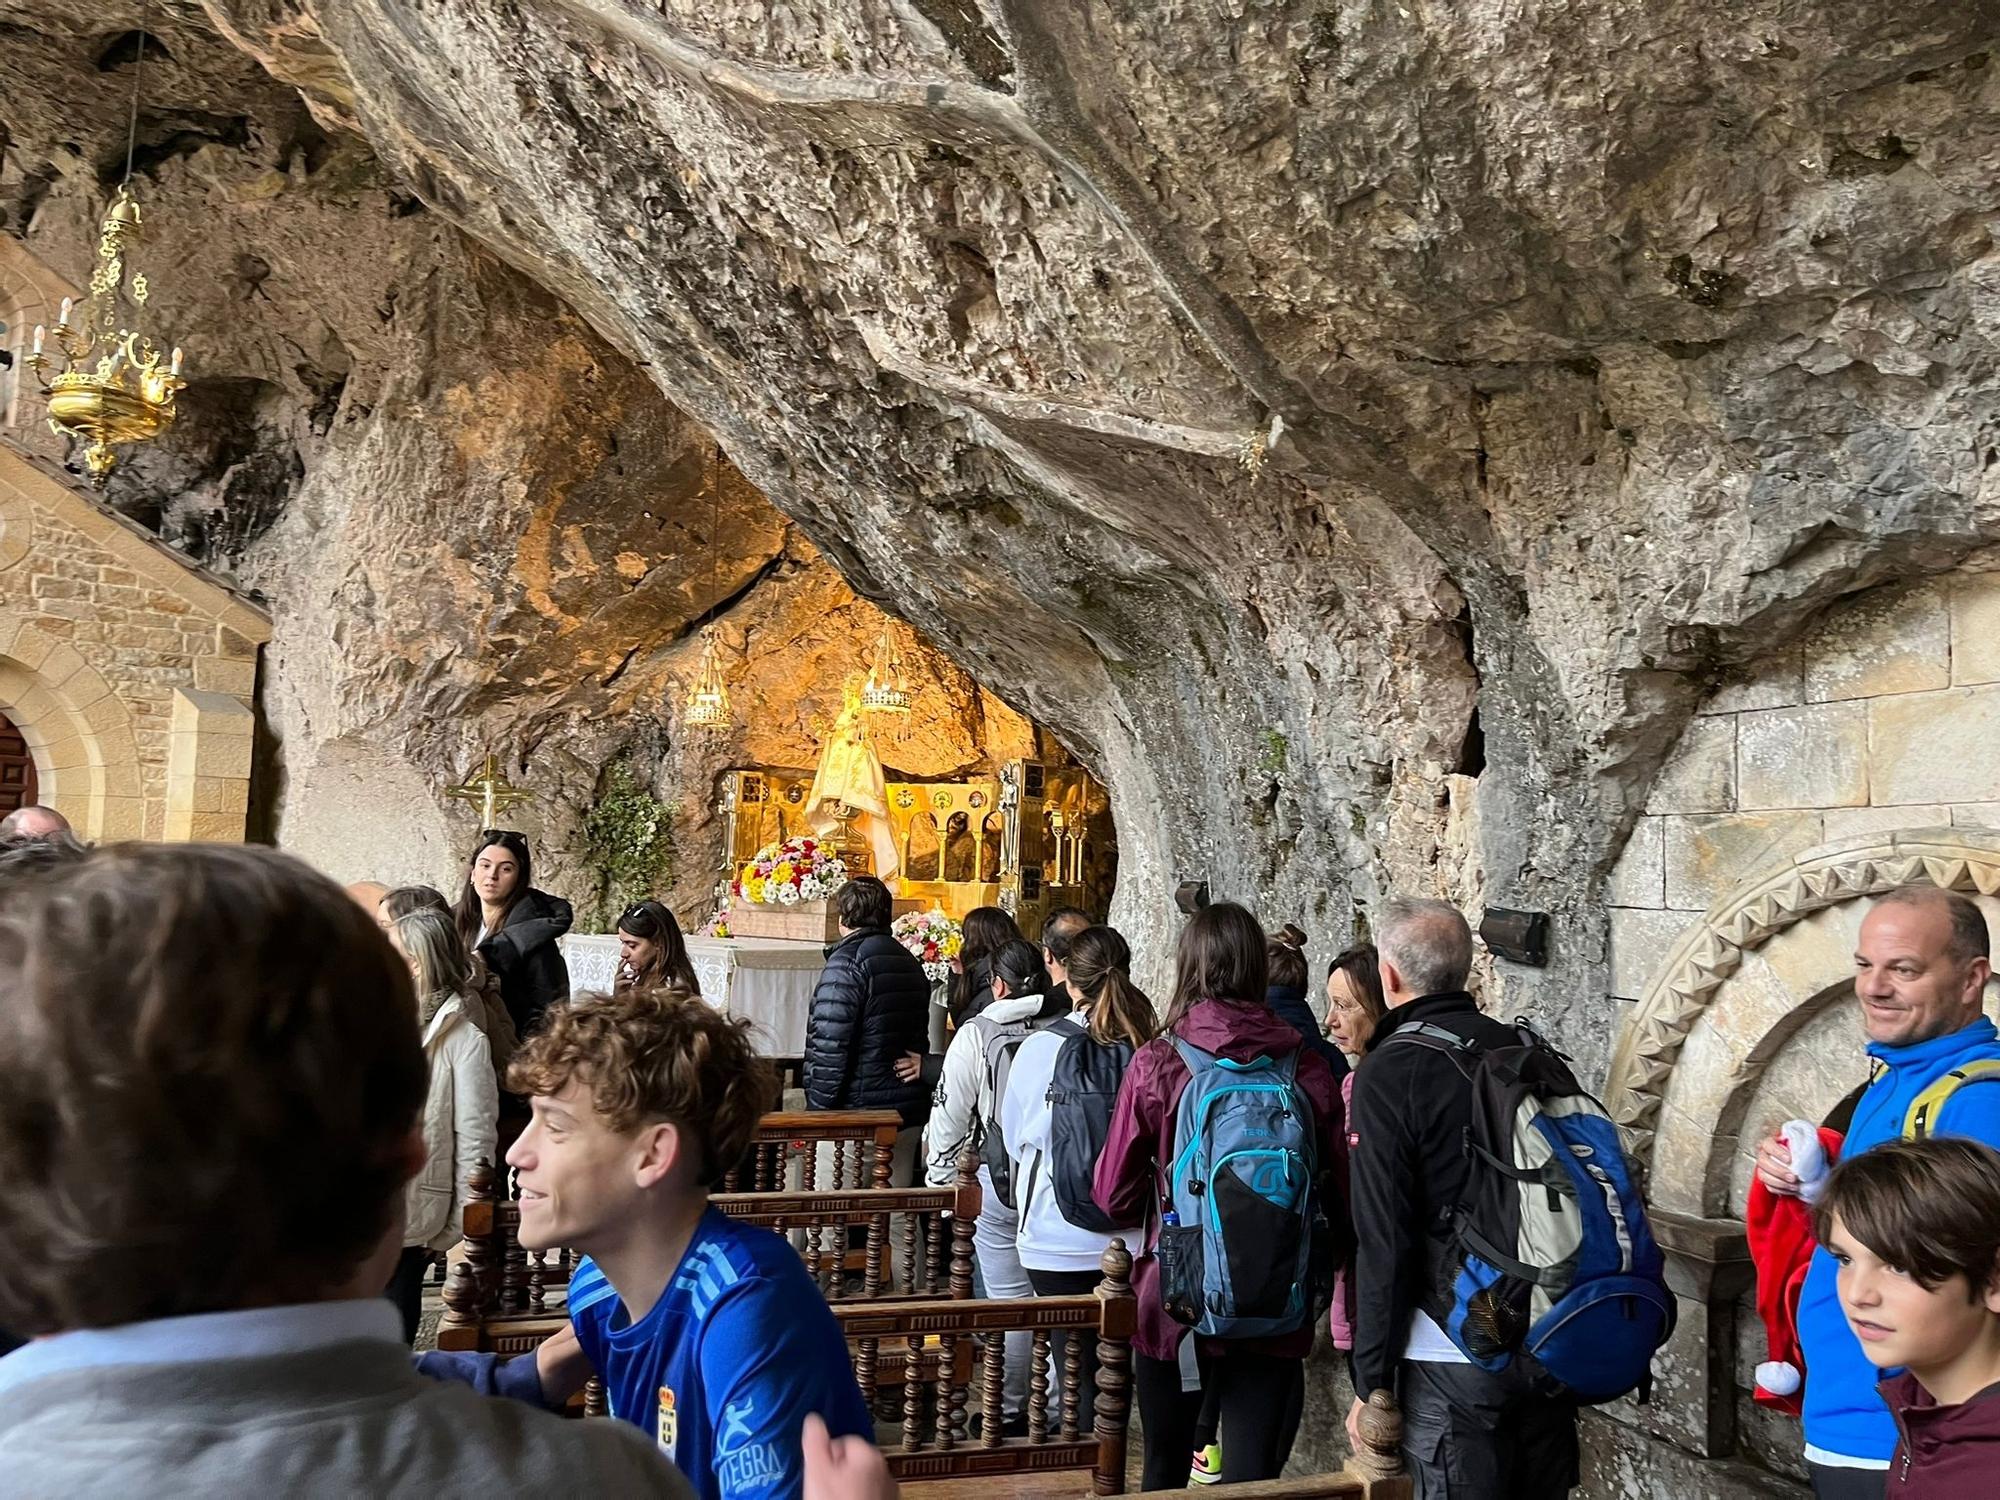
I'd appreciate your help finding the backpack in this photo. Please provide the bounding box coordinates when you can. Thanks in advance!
[1042,1018,1134,1234]
[1155,1038,1322,1338]
[978,1013,1041,1211]
[1386,1018,1676,1406]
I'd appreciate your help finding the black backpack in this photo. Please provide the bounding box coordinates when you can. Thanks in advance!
[1042,1017,1133,1233]
[978,1013,1040,1210]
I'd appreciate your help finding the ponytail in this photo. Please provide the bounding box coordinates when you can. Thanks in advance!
[1066,925,1157,1049]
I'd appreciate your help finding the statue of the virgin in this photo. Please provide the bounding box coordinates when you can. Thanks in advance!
[805,675,901,886]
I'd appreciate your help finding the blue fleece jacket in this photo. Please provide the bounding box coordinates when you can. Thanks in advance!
[1798,1016,2000,1462]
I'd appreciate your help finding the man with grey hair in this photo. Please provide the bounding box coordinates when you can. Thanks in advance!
[1754,883,2000,1499]
[1345,898,1579,1497]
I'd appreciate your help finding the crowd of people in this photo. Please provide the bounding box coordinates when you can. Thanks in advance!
[1,806,1998,1498]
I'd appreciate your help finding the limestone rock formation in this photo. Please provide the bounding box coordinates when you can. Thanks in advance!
[161,0,1999,1068]
[0,2,1035,920]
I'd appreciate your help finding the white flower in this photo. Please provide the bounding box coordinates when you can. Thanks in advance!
[775,882,800,905]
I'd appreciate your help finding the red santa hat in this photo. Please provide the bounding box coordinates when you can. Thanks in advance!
[1746,1122,1841,1415]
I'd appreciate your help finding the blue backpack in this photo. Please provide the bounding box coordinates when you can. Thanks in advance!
[1155,1038,1322,1338]
[1387,1018,1676,1404]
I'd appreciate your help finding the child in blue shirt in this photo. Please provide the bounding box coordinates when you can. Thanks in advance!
[421,987,873,1500]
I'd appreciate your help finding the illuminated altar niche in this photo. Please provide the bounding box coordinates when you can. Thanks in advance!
[718,759,1112,924]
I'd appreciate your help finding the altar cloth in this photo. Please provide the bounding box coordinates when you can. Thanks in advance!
[560,931,827,1055]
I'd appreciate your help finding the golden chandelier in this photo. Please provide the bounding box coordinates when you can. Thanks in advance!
[28,186,185,486]
[682,626,731,730]
[861,622,912,715]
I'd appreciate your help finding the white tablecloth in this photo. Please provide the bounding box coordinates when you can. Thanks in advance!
[560,932,827,1055]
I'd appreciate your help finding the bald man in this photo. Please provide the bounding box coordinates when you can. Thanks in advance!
[0,806,71,841]
[345,880,390,913]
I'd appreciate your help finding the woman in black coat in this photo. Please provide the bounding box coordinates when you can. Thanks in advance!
[452,830,572,1039]
[803,876,931,1130]
[1265,923,1350,1080]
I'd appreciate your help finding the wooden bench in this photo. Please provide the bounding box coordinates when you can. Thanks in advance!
[834,1242,1137,1490]
[723,1108,903,1193]
[897,1390,1413,1500]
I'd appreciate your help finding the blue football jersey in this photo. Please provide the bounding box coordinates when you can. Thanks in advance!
[567,1207,873,1500]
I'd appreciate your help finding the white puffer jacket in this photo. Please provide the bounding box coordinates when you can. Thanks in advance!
[405,991,499,1252]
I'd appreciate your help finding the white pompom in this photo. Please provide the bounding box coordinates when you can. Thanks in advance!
[1756,1360,1801,1396]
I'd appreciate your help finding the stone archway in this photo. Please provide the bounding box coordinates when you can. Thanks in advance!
[1604,826,2000,1216]
[0,620,145,840]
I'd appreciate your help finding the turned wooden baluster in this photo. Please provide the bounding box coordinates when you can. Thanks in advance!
[501,1209,528,1312]
[900,1212,919,1297]
[855,1327,878,1406]
[1063,1327,1083,1441]
[438,1259,482,1334]
[935,1330,958,1450]
[980,1330,1005,1447]
[1029,1330,1050,1445]
[864,1210,886,1298]
[902,1335,924,1452]
[462,1159,498,1315]
[584,1375,607,1418]
[528,1248,547,1313]
[1352,1387,1408,1484]
[925,1212,946,1296]
[1092,1239,1134,1497]
[951,1150,980,1299]
[871,1132,894,1191]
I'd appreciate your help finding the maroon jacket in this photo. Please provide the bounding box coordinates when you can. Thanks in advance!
[1882,1374,2000,1496]
[1091,997,1349,1361]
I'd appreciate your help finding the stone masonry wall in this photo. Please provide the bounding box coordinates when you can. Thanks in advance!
[1609,566,2000,1003]
[0,444,266,840]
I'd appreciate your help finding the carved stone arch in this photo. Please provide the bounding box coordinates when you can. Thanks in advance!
[1605,827,2000,1216]
[0,617,144,840]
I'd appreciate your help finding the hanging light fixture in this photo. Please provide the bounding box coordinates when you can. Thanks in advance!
[679,443,732,732]
[860,621,912,716]
[27,11,186,488]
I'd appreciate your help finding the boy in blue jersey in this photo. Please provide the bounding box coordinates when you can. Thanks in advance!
[423,987,875,1500]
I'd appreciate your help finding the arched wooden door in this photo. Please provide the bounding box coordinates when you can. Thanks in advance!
[0,709,38,816]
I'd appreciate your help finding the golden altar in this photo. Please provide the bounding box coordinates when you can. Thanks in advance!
[717,758,1110,925]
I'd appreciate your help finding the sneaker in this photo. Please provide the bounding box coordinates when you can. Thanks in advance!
[1189,1443,1222,1485]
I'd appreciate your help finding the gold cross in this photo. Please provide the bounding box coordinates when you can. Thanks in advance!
[446,753,535,828]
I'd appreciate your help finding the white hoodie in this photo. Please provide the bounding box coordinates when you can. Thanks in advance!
[922,991,1051,1188]
[1001,1007,1118,1272]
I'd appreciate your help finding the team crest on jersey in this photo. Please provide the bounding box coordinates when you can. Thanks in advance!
[658,1386,678,1458]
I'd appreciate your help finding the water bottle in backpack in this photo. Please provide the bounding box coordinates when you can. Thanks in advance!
[1156,1038,1322,1338]
[1386,1018,1676,1404]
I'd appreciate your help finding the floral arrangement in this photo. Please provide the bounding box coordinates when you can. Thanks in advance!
[704,907,732,938]
[735,836,849,906]
[891,908,964,983]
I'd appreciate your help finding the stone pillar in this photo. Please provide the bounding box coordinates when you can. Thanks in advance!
[164,687,255,841]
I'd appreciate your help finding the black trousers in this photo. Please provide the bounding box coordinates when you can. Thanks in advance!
[1398,1359,1578,1499]
[1133,1345,1305,1490]
[1807,1462,1890,1500]
[384,1246,431,1346]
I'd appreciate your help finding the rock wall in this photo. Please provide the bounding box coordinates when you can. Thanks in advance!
[184,0,2000,1064]
[0,4,1038,922]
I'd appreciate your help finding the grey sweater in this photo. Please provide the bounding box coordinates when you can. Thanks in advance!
[0,1337,692,1498]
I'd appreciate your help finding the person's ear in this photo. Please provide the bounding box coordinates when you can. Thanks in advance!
[1378,957,1402,997]
[1982,1252,2000,1317]
[1965,956,1993,1008]
[632,1121,685,1190]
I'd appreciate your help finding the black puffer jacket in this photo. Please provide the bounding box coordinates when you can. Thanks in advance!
[478,887,574,1039]
[805,927,932,1127]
